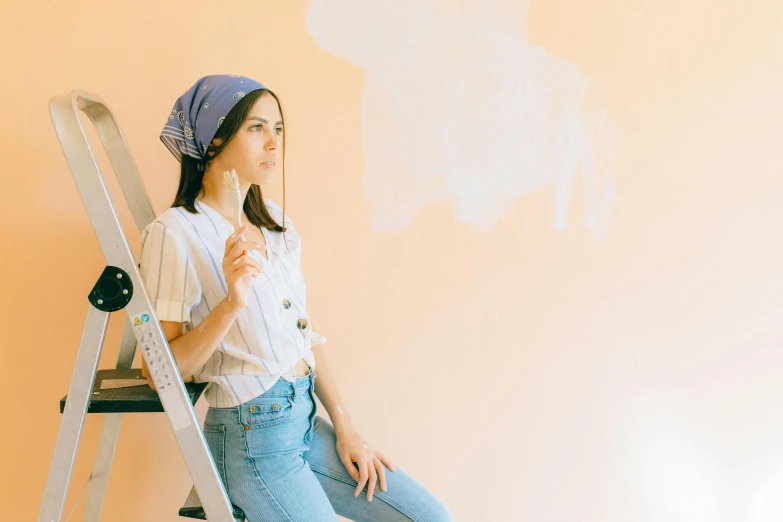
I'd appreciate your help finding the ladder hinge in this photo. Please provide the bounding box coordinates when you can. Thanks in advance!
[88,266,133,312]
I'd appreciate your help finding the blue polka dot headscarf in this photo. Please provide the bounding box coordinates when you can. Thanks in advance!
[160,74,267,163]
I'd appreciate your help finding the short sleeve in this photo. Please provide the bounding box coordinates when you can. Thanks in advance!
[138,221,202,324]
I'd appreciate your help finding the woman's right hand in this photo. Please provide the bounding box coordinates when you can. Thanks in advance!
[222,225,264,309]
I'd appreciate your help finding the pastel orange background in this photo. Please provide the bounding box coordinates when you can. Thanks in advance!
[2,1,782,521]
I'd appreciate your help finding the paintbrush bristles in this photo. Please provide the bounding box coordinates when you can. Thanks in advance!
[223,168,242,229]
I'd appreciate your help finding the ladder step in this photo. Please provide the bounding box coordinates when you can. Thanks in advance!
[179,485,245,520]
[59,369,207,414]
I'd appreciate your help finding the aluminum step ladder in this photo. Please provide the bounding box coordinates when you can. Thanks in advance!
[38,88,244,522]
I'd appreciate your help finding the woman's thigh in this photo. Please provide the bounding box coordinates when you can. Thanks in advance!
[303,416,454,522]
[205,390,338,522]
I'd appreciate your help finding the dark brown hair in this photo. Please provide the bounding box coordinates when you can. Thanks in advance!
[171,88,288,237]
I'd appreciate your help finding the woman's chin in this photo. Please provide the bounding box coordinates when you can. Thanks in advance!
[250,175,275,187]
[256,166,277,181]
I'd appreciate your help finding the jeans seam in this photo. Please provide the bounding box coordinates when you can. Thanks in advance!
[304,388,317,445]
[242,424,295,522]
[307,462,418,522]
[219,427,229,494]
[203,425,229,493]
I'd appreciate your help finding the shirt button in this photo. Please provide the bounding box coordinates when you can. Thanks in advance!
[297,318,308,330]
[282,298,291,309]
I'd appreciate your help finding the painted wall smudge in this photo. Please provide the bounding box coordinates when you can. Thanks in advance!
[306,0,616,236]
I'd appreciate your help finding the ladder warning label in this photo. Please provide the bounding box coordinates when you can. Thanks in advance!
[131,311,193,431]
[132,313,151,327]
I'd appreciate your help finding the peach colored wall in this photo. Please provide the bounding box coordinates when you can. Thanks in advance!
[2,1,782,521]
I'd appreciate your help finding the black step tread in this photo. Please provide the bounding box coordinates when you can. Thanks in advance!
[59,369,207,414]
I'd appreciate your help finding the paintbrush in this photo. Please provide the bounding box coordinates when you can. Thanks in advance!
[225,168,267,262]
[224,169,250,305]
[224,168,243,230]
[224,168,246,257]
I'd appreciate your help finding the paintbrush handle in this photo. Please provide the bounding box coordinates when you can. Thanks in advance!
[236,226,247,256]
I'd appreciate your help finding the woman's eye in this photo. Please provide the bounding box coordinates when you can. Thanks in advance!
[251,124,283,134]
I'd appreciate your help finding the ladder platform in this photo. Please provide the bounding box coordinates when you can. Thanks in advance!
[59,369,207,414]
[179,485,245,520]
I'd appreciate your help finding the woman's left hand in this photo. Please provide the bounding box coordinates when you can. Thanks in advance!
[335,427,397,501]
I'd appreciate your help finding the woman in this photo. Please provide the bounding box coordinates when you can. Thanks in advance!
[138,74,453,522]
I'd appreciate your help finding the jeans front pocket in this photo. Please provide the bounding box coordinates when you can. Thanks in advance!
[202,424,229,493]
[245,395,306,461]
[248,395,295,429]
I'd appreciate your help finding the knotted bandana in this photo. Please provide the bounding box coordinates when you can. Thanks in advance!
[160,74,267,163]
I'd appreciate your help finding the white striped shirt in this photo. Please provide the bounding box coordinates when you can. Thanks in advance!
[138,197,327,407]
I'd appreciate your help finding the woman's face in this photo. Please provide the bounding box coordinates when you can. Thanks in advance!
[208,93,283,187]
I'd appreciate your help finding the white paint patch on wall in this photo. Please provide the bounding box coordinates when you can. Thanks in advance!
[754,467,783,522]
[306,0,615,236]
[632,416,721,522]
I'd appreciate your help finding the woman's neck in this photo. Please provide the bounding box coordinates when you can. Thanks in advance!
[199,169,251,216]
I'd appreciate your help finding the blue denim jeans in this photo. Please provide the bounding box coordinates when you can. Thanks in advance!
[202,368,454,522]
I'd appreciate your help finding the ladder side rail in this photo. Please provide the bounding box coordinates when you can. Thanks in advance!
[80,92,156,233]
[83,320,138,521]
[38,307,109,522]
